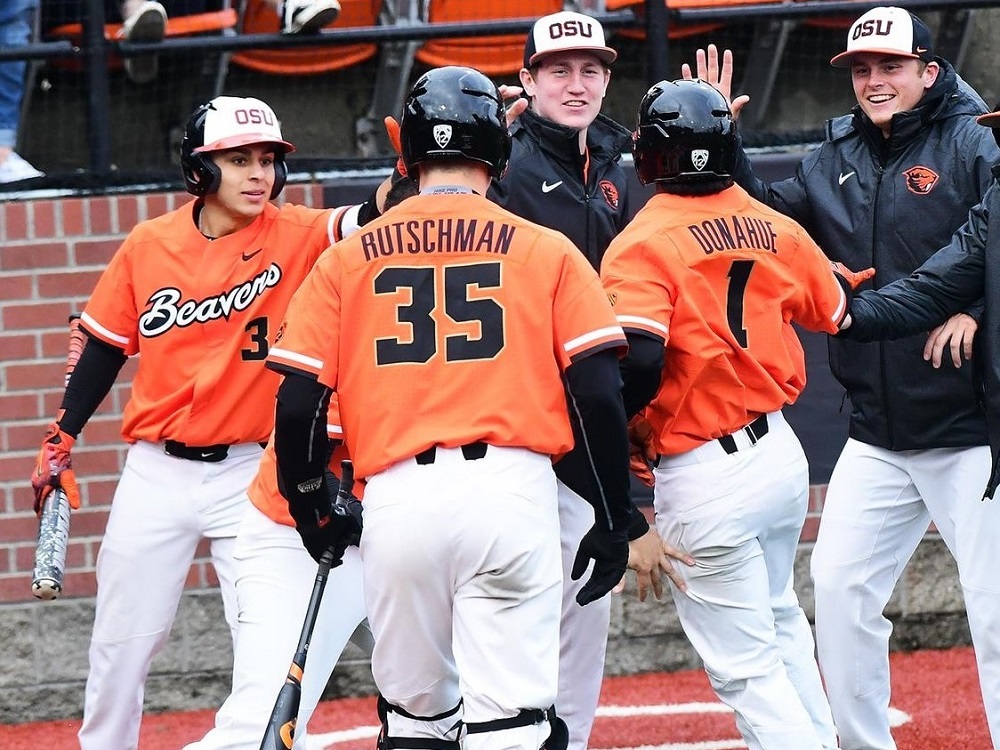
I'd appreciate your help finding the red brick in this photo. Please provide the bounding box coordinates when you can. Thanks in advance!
[38,269,102,298]
[65,508,111,537]
[0,273,33,302]
[5,361,66,391]
[74,239,120,267]
[204,563,220,588]
[116,196,140,233]
[41,327,83,359]
[0,332,38,360]
[0,393,43,421]
[146,193,170,219]
[808,484,828,513]
[0,242,69,271]
[83,479,119,507]
[75,447,126,476]
[800,514,820,543]
[0,515,40,543]
[88,197,113,235]
[80,418,125,446]
[2,301,74,331]
[62,198,86,236]
[32,201,57,239]
[4,201,28,241]
[5,421,48,452]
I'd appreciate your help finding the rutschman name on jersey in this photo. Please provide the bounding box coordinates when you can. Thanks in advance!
[138,262,283,337]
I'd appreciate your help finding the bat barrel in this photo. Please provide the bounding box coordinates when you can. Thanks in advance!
[32,490,71,600]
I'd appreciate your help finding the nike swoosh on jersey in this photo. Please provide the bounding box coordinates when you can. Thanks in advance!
[838,171,856,186]
[242,248,263,261]
[541,180,563,193]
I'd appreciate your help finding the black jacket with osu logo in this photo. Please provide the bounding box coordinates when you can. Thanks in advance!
[489,107,632,271]
[732,59,999,451]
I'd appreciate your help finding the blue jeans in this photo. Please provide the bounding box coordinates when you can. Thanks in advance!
[0,0,38,149]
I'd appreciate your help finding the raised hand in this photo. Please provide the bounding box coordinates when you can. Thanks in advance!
[680,44,750,120]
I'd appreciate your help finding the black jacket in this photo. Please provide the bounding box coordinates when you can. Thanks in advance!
[847,175,1000,497]
[732,60,997,450]
[489,107,632,271]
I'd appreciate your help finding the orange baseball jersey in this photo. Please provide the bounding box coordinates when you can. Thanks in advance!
[267,191,627,479]
[80,199,338,446]
[601,185,848,456]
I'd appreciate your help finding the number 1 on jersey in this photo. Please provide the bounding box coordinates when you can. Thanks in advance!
[726,259,754,348]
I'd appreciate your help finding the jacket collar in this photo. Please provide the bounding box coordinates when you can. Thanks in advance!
[511,107,631,170]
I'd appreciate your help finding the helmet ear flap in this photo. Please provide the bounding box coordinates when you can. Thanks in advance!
[182,151,222,196]
[270,153,287,200]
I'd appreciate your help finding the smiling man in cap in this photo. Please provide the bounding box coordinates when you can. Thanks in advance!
[682,6,1000,750]
[489,10,694,750]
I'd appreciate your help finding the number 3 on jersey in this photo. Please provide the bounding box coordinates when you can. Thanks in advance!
[375,261,505,365]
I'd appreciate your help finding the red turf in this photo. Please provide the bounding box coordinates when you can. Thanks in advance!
[0,646,988,749]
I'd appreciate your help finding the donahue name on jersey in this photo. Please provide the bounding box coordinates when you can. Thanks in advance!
[688,215,779,255]
[361,218,516,262]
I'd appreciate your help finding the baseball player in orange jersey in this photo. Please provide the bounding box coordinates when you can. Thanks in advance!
[267,65,634,750]
[27,95,392,750]
[185,181,421,750]
[601,80,873,750]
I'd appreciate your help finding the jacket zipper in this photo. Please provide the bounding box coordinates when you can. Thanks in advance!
[872,162,895,448]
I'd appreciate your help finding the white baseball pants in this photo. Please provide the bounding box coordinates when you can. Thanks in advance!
[654,411,837,750]
[78,440,263,750]
[556,481,612,750]
[811,439,1000,750]
[183,502,369,750]
[361,445,562,750]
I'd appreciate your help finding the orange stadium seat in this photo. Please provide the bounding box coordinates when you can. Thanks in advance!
[604,0,752,41]
[47,8,239,72]
[414,0,563,76]
[231,0,381,75]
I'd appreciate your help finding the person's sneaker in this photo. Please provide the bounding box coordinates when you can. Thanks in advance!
[119,1,167,85]
[281,0,341,34]
[0,152,44,183]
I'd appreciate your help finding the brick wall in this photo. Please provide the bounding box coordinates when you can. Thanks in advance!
[0,186,970,724]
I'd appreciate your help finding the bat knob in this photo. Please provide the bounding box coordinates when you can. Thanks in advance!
[32,579,62,600]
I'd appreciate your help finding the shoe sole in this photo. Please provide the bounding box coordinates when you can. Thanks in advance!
[122,8,165,85]
[289,6,340,34]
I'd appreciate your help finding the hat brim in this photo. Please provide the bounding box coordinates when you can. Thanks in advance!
[527,46,617,68]
[830,48,922,67]
[195,134,296,154]
[977,111,1000,128]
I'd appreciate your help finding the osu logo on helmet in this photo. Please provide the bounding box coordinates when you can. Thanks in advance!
[903,165,939,195]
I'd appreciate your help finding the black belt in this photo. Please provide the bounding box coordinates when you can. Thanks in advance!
[163,440,266,463]
[718,414,769,455]
[414,442,488,465]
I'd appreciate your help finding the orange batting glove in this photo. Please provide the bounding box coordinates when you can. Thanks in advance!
[628,414,657,488]
[30,422,80,516]
[383,116,406,177]
[831,261,875,290]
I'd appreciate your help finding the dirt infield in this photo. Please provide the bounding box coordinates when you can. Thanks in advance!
[1,646,988,749]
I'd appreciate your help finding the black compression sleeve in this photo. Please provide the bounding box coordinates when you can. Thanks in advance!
[558,349,633,534]
[620,333,664,419]
[274,374,334,525]
[57,335,128,438]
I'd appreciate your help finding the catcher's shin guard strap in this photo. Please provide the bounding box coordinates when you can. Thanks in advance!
[377,695,462,750]
[465,706,567,750]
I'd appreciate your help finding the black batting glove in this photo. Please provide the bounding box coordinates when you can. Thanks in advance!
[571,524,629,606]
[291,462,363,565]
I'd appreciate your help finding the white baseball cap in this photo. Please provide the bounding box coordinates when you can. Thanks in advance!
[194,96,296,154]
[830,6,934,68]
[523,11,617,69]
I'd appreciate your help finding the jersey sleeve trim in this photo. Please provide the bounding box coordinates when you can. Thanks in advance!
[268,346,324,375]
[830,285,848,326]
[564,325,627,356]
[327,423,343,438]
[331,205,361,243]
[616,314,668,336]
[80,312,130,348]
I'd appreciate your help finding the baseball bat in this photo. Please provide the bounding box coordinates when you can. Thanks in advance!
[260,460,355,750]
[31,314,85,601]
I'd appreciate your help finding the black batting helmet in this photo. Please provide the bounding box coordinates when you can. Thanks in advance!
[632,79,736,186]
[400,66,511,179]
[180,96,295,199]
